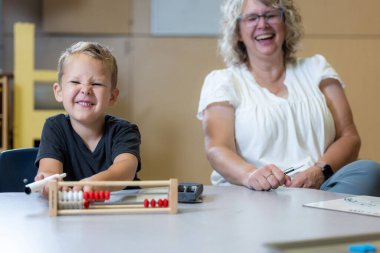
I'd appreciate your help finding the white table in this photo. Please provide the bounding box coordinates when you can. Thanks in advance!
[1,186,379,253]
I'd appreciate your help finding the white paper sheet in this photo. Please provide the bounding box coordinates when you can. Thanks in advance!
[304,195,380,217]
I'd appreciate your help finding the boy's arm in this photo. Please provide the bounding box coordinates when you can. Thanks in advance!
[35,158,63,197]
[78,153,139,192]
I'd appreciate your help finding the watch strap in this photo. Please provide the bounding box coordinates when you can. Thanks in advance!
[315,162,334,180]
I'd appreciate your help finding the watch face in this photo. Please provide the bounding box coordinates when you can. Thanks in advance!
[322,164,333,180]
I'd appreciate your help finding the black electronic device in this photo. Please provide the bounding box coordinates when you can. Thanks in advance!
[178,183,203,203]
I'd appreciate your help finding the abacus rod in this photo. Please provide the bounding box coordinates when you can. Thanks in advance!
[57,208,172,215]
[90,204,144,209]
[58,180,171,187]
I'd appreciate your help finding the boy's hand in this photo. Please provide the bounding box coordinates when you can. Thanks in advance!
[34,172,67,198]
[34,173,51,198]
[36,158,64,197]
[72,178,93,193]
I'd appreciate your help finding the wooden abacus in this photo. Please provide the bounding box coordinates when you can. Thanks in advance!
[48,179,178,216]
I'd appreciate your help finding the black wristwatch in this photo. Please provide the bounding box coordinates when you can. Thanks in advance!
[316,162,334,180]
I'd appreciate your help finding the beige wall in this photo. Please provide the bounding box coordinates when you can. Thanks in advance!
[128,37,222,183]
[21,0,380,184]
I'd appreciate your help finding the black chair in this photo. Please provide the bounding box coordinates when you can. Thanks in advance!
[0,148,38,192]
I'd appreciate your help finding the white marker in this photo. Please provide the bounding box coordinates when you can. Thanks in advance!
[25,173,67,194]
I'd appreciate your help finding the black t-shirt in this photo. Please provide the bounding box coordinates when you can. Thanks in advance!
[36,114,141,181]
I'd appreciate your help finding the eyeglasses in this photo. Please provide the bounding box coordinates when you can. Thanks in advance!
[238,9,283,28]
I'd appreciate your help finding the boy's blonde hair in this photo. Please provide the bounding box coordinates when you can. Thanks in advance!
[57,41,118,89]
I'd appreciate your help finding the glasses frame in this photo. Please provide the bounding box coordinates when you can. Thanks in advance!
[237,9,284,27]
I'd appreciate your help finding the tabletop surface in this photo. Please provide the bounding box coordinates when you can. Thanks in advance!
[1,185,380,253]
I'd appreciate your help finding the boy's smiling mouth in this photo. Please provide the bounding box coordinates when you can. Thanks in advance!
[76,100,95,107]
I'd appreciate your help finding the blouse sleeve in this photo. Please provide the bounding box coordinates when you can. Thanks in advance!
[312,54,345,87]
[197,69,238,120]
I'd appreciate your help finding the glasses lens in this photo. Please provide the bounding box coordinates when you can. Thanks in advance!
[265,10,283,25]
[240,9,282,27]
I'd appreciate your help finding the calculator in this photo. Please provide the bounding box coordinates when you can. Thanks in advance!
[178,183,203,203]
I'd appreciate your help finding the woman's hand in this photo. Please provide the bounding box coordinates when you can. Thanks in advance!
[288,166,325,189]
[245,164,291,191]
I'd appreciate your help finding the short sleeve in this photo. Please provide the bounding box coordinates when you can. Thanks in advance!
[197,69,238,120]
[111,123,141,160]
[35,115,67,167]
[310,54,345,87]
[107,118,142,173]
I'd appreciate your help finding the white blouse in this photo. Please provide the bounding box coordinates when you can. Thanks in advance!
[197,55,343,185]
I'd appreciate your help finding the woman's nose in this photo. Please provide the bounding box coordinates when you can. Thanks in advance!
[257,16,268,28]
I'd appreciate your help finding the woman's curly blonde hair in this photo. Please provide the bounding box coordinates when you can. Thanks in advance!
[219,0,304,66]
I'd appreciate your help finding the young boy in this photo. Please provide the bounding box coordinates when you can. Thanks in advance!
[35,41,141,196]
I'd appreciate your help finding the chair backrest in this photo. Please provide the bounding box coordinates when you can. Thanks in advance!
[0,148,39,192]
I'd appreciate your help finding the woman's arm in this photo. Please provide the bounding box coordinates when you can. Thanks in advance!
[290,78,361,188]
[202,102,289,190]
[319,78,361,169]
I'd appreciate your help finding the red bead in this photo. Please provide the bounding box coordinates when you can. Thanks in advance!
[83,191,89,200]
[163,199,169,207]
[88,191,94,201]
[99,191,105,200]
[104,191,110,200]
[150,199,156,208]
[158,199,163,207]
[144,199,149,208]
[84,200,89,209]
[94,191,99,200]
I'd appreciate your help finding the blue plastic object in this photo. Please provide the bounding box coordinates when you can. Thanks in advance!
[349,243,377,253]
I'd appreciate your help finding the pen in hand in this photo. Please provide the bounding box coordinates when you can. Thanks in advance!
[284,168,295,175]
[24,173,67,195]
[283,164,304,175]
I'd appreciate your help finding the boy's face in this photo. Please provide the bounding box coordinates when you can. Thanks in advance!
[53,53,119,126]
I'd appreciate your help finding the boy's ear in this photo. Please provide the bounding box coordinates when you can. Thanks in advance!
[109,88,119,105]
[53,82,63,102]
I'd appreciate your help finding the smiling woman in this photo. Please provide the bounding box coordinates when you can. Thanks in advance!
[196,0,380,196]
[219,0,303,66]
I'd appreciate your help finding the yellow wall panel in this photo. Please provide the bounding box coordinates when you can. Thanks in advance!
[14,23,64,148]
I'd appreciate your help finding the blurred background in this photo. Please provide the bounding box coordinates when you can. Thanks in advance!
[0,0,379,184]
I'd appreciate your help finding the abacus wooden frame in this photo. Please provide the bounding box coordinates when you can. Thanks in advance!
[48,179,178,216]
